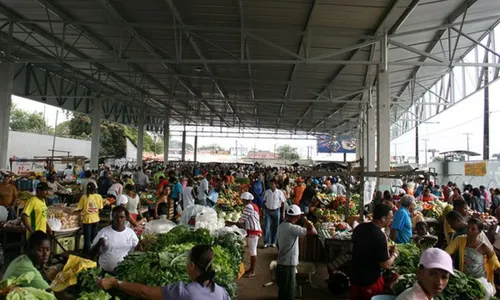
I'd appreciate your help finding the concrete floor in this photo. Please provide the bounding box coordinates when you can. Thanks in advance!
[236,243,348,300]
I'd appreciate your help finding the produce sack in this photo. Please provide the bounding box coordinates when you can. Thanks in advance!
[181,205,214,225]
[477,277,495,300]
[215,226,247,239]
[0,206,8,222]
[144,219,177,234]
[195,209,224,232]
[50,255,96,292]
[47,215,62,231]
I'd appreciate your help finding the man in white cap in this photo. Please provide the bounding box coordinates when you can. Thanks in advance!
[396,248,454,299]
[236,192,262,277]
[275,205,316,300]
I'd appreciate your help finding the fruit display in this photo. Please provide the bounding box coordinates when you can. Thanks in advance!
[316,193,336,204]
[48,205,82,230]
[17,191,32,201]
[218,211,242,223]
[216,189,243,206]
[419,199,453,221]
[315,208,342,223]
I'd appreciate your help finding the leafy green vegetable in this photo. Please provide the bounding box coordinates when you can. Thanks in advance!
[435,270,484,300]
[76,267,103,294]
[394,243,421,275]
[78,290,117,300]
[0,272,36,288]
[6,287,57,300]
[393,273,416,294]
[115,229,242,299]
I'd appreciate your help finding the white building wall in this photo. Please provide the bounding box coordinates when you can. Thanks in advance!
[6,131,91,172]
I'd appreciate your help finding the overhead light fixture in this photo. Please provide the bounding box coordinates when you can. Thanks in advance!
[194,66,204,73]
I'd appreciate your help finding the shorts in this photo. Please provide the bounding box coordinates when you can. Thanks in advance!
[247,235,259,256]
[349,276,384,300]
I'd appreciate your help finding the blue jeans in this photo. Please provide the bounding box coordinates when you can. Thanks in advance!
[83,223,98,254]
[264,208,280,245]
[299,203,309,215]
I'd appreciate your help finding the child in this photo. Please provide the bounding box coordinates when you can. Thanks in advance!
[412,221,438,248]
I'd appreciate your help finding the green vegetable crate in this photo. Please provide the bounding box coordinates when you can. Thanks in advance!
[52,237,75,255]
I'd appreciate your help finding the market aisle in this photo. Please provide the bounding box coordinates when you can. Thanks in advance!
[236,243,346,300]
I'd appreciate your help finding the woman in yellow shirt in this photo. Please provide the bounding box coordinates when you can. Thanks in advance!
[445,218,500,287]
[78,182,103,254]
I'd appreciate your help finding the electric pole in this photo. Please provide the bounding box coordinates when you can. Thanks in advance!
[422,139,429,166]
[463,133,472,161]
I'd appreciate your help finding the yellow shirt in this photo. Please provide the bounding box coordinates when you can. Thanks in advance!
[23,197,48,235]
[78,194,103,224]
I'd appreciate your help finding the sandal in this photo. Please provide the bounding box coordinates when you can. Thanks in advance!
[244,272,256,278]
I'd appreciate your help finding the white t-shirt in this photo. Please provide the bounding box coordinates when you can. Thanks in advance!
[181,186,195,208]
[197,178,209,201]
[91,225,139,272]
[263,189,286,210]
[276,222,307,266]
[126,195,140,214]
[396,283,431,300]
[63,169,73,180]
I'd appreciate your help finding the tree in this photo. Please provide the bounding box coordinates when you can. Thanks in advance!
[10,104,52,134]
[276,145,300,160]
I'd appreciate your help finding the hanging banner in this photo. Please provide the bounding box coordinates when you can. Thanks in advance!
[317,135,357,153]
[464,161,487,176]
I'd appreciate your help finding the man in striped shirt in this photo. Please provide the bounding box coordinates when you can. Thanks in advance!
[238,192,262,277]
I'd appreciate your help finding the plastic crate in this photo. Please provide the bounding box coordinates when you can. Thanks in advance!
[75,235,84,250]
[52,237,75,255]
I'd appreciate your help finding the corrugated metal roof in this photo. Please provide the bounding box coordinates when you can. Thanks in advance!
[0,0,498,133]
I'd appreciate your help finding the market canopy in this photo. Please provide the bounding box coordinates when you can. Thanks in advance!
[1,0,499,135]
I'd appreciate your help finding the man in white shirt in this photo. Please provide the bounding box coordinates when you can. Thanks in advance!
[263,179,286,248]
[133,167,149,192]
[63,165,73,181]
[396,248,453,300]
[181,178,196,209]
[276,204,316,300]
[197,175,209,205]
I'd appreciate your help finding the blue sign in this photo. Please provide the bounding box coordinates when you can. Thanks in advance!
[317,135,357,153]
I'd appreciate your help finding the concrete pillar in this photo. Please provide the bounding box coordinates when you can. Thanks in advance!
[181,130,186,161]
[0,63,14,170]
[136,114,145,167]
[90,97,101,170]
[367,93,376,172]
[194,135,198,162]
[163,122,169,167]
[377,65,391,173]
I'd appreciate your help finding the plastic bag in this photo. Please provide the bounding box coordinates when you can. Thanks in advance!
[195,209,224,232]
[0,206,8,222]
[477,277,494,300]
[50,255,97,292]
[144,219,177,235]
[181,205,214,225]
[47,215,62,231]
[214,225,247,239]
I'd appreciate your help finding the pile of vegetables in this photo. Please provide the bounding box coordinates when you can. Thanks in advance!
[114,226,243,299]
[393,270,484,300]
[0,272,57,300]
[420,200,453,221]
[393,243,421,275]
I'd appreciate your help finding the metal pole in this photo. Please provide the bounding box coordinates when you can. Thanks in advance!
[51,110,58,171]
[423,139,429,166]
[463,133,472,161]
[415,122,419,164]
[484,55,490,160]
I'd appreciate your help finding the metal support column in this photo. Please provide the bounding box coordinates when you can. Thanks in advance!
[0,63,14,170]
[367,92,376,172]
[415,122,419,164]
[194,136,198,162]
[377,34,391,173]
[163,122,169,167]
[483,56,490,160]
[136,114,145,167]
[181,131,187,161]
[90,97,102,170]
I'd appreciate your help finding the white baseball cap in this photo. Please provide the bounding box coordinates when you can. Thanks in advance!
[241,192,254,201]
[286,204,304,216]
[117,194,129,206]
[419,248,454,275]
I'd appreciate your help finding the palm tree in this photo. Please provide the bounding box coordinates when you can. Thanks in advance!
[277,145,300,160]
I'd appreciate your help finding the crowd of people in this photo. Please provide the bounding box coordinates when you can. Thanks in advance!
[3,162,500,299]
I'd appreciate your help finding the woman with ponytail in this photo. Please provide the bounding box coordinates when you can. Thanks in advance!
[77,182,103,254]
[98,244,230,300]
